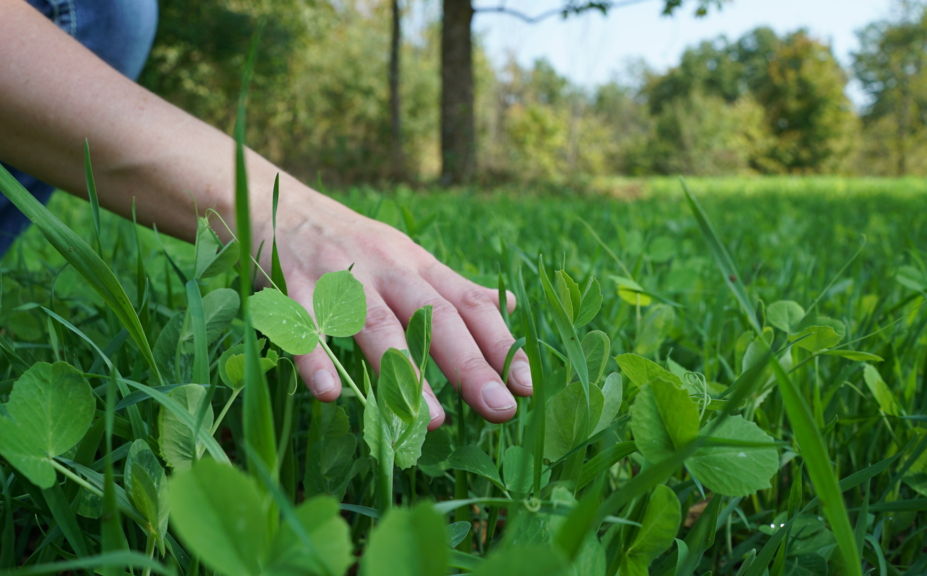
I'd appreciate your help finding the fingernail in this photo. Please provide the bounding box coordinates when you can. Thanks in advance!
[424,393,443,423]
[311,370,336,396]
[511,360,533,392]
[481,381,516,413]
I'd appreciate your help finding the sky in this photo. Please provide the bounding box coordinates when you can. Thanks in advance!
[468,0,899,106]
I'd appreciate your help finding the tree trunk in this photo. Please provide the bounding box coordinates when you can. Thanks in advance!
[389,0,405,180]
[441,0,475,184]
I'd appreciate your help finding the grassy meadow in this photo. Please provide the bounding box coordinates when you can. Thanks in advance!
[0,176,925,575]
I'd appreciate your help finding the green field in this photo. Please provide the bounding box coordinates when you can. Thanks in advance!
[1,177,925,575]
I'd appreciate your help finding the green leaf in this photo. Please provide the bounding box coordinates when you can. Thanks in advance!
[767,300,805,333]
[582,330,611,386]
[313,270,366,337]
[185,288,240,347]
[502,445,549,495]
[267,496,353,576]
[220,347,279,391]
[819,350,883,362]
[405,305,433,374]
[304,403,357,500]
[612,276,653,307]
[791,325,841,352]
[193,217,238,280]
[0,362,94,488]
[686,415,779,496]
[634,304,675,356]
[897,265,927,292]
[622,484,681,576]
[360,503,448,576]
[594,372,623,435]
[252,288,319,355]
[630,378,699,463]
[555,270,581,323]
[158,385,214,470]
[574,278,602,326]
[168,459,271,576]
[544,380,604,462]
[540,260,589,391]
[470,545,569,576]
[124,440,168,543]
[379,349,422,423]
[862,364,901,417]
[616,353,683,391]
[448,445,504,490]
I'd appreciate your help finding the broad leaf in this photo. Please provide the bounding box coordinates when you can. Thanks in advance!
[313,270,366,337]
[251,289,318,355]
[862,364,901,417]
[544,380,604,462]
[630,378,699,463]
[124,440,168,543]
[470,545,569,576]
[582,330,611,386]
[616,353,683,390]
[686,415,779,496]
[158,385,214,470]
[360,503,448,576]
[168,459,271,576]
[379,349,422,423]
[0,362,94,488]
[406,305,433,374]
[767,300,805,333]
[621,484,681,576]
[267,496,353,576]
[448,445,504,490]
[304,403,357,500]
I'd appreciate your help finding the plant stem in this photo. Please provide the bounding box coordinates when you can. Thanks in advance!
[320,338,367,406]
[211,388,242,435]
[50,460,102,497]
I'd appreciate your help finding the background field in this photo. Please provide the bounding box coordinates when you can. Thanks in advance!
[1,176,924,574]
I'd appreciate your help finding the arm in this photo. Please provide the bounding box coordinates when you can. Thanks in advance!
[0,1,532,427]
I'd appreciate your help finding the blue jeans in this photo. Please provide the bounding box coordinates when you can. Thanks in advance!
[0,0,158,256]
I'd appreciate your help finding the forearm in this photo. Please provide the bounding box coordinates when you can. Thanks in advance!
[0,1,323,249]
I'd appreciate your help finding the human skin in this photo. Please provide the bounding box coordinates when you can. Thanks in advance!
[0,1,532,428]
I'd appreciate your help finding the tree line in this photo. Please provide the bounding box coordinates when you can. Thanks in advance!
[140,0,927,187]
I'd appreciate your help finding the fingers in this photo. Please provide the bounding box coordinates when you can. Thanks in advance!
[352,286,446,429]
[381,270,529,424]
[423,262,533,396]
[294,347,340,401]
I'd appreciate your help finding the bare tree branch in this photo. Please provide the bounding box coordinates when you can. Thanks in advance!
[473,0,657,23]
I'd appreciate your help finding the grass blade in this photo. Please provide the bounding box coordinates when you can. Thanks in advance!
[681,181,760,334]
[0,164,162,384]
[234,27,278,481]
[682,181,862,575]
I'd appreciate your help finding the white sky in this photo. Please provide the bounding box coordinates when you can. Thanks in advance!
[467,0,898,106]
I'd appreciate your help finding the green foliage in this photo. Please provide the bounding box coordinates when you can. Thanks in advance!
[853,4,927,175]
[0,363,94,488]
[2,175,926,574]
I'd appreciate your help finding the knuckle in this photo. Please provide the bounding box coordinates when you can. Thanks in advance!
[489,336,516,357]
[364,305,397,333]
[458,287,496,312]
[458,354,491,377]
[422,297,458,320]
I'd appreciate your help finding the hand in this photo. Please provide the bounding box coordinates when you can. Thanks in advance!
[262,187,533,429]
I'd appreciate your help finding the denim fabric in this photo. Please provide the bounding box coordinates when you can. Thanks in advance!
[0,0,159,256]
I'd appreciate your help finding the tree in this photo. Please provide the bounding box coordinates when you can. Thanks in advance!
[389,0,405,179]
[755,31,857,173]
[439,0,729,184]
[853,2,927,175]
